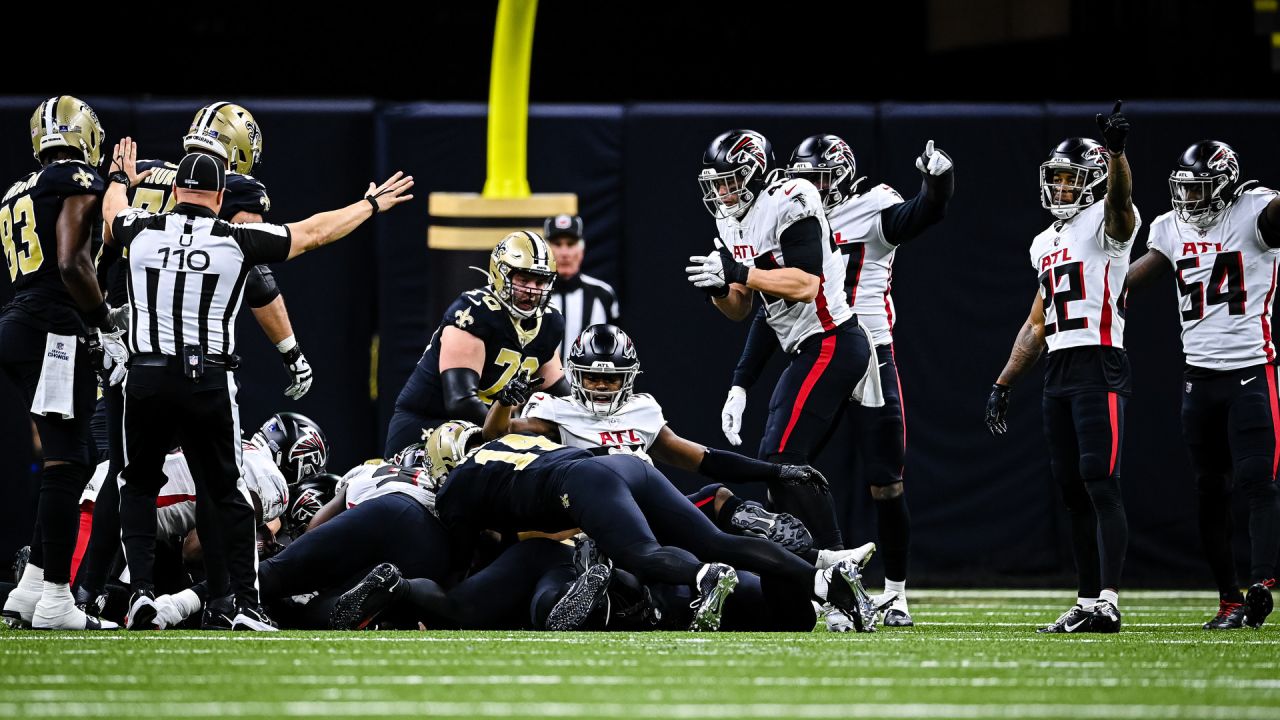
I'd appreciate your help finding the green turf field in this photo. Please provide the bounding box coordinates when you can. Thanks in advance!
[1,590,1276,719]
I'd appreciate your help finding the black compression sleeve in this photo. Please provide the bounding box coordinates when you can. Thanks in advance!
[441,368,488,424]
[881,172,954,246]
[244,265,281,309]
[1259,200,1280,249]
[699,447,781,484]
[96,242,120,293]
[545,375,572,397]
[778,217,824,276]
[732,306,778,389]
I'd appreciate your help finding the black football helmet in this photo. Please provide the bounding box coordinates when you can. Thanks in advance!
[390,442,428,470]
[1169,141,1244,228]
[699,129,775,219]
[253,412,329,486]
[1040,137,1109,220]
[786,134,864,211]
[567,324,641,416]
[287,472,339,530]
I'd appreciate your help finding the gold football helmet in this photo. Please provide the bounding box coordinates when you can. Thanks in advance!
[422,421,484,487]
[489,231,557,319]
[30,96,105,167]
[183,102,263,175]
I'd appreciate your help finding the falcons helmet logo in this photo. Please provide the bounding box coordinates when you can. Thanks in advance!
[288,427,327,477]
[1207,146,1239,180]
[727,132,767,172]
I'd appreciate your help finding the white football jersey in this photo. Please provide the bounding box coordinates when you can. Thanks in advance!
[155,443,289,539]
[830,185,906,347]
[1146,188,1280,370]
[338,462,436,511]
[716,177,853,353]
[524,391,667,452]
[1029,199,1142,353]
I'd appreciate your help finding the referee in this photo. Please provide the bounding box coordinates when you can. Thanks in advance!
[543,214,621,359]
[100,138,413,630]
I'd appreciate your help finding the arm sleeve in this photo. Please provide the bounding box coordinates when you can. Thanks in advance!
[732,305,778,389]
[441,367,489,424]
[545,375,572,397]
[880,173,953,246]
[778,216,824,276]
[243,265,281,309]
[232,222,291,264]
[96,241,120,291]
[699,447,781,484]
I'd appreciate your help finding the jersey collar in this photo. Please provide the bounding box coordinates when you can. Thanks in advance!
[173,202,219,219]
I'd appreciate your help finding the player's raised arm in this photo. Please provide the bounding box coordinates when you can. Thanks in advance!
[481,371,558,441]
[1124,248,1170,295]
[1096,101,1136,244]
[986,291,1047,436]
[284,172,413,259]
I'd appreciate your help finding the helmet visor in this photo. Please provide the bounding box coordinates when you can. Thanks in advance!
[699,166,753,218]
[1169,175,1225,224]
[1040,163,1093,208]
[569,365,637,416]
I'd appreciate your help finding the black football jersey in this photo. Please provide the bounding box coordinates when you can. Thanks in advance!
[0,160,104,332]
[398,287,566,418]
[434,433,591,535]
[103,159,272,304]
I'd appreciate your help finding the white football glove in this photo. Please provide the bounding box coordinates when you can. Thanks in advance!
[686,238,728,289]
[97,327,129,386]
[914,140,953,176]
[721,385,747,446]
[282,348,313,400]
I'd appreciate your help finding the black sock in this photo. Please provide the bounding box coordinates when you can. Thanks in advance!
[38,463,91,584]
[1243,479,1280,584]
[715,494,747,532]
[1083,477,1128,591]
[1197,486,1239,598]
[874,493,910,583]
[1060,480,1101,599]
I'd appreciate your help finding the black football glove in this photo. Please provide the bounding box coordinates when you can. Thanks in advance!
[1095,100,1129,154]
[256,524,285,560]
[777,464,830,493]
[84,333,109,386]
[985,384,1011,436]
[495,370,544,407]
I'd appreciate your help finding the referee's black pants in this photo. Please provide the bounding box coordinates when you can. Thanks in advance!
[118,361,258,605]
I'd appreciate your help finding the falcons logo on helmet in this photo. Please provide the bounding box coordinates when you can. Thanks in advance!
[289,428,327,476]
[1084,145,1109,168]
[1207,147,1239,180]
[728,133,767,170]
[822,139,855,169]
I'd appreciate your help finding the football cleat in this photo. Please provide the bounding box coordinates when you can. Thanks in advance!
[689,563,738,632]
[1244,581,1274,629]
[126,590,161,631]
[729,501,814,555]
[1037,604,1093,634]
[817,542,876,571]
[33,588,119,631]
[884,608,914,627]
[202,595,236,630]
[331,563,406,631]
[231,601,278,632]
[822,558,881,632]
[819,603,855,633]
[1086,600,1122,633]
[572,534,612,576]
[2,585,39,629]
[1203,600,1246,630]
[153,589,202,629]
[546,563,612,631]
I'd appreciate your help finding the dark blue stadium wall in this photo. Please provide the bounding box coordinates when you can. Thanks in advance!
[5,98,1280,587]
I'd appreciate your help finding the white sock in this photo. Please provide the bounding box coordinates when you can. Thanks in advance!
[1098,589,1119,608]
[1077,596,1097,608]
[172,588,203,618]
[884,579,906,595]
[38,582,74,607]
[813,569,830,600]
[17,563,44,593]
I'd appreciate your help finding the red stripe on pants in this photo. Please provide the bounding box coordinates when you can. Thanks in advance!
[70,502,94,580]
[1267,368,1280,477]
[1107,392,1119,476]
[779,335,837,452]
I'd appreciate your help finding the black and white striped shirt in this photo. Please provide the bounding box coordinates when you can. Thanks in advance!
[110,203,291,357]
[549,273,621,358]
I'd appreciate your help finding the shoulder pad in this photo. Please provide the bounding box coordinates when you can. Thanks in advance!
[42,160,104,194]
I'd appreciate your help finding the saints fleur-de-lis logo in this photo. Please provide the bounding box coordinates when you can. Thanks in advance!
[560,493,570,509]
[72,169,93,188]
[454,308,474,328]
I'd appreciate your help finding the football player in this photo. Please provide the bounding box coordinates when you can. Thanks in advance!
[721,133,955,627]
[385,231,569,456]
[1,97,122,630]
[1123,141,1279,630]
[486,323,846,559]
[685,129,880,572]
[76,103,310,621]
[430,421,882,631]
[985,102,1139,633]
